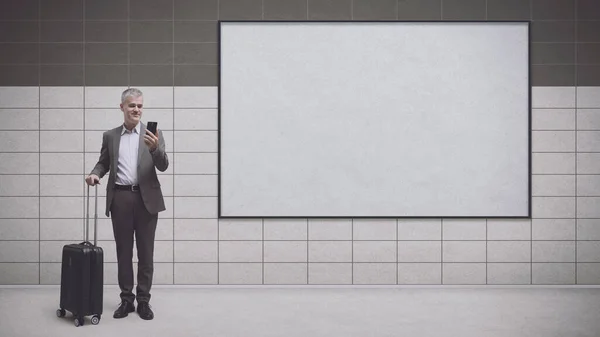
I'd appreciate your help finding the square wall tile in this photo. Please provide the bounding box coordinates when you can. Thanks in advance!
[307,0,351,20]
[40,262,60,285]
[40,87,83,108]
[174,109,218,130]
[84,110,123,131]
[40,131,83,152]
[263,0,307,20]
[308,241,352,262]
[40,219,83,241]
[442,219,486,240]
[174,131,218,152]
[219,263,262,284]
[0,175,39,196]
[153,263,174,284]
[577,131,600,151]
[174,241,218,263]
[532,131,575,152]
[577,87,600,108]
[174,175,217,197]
[308,263,351,284]
[0,263,39,284]
[219,241,262,262]
[308,219,352,240]
[397,241,441,262]
[174,153,217,174]
[84,87,126,108]
[218,219,262,240]
[532,263,575,284]
[397,263,441,284]
[532,87,576,108]
[0,87,39,108]
[577,109,600,130]
[174,219,217,240]
[577,219,600,240]
[397,0,441,20]
[397,219,441,240]
[0,219,39,240]
[264,241,307,262]
[532,241,575,262]
[0,241,39,262]
[487,241,531,262]
[264,219,307,240]
[40,109,84,130]
[442,0,486,20]
[577,241,600,262]
[175,0,218,20]
[487,219,531,240]
[174,87,218,108]
[577,263,600,285]
[443,263,486,285]
[353,263,396,284]
[532,219,575,240]
[0,154,39,174]
[532,175,575,196]
[532,109,575,130]
[352,241,396,263]
[577,175,600,196]
[578,197,600,218]
[353,219,396,240]
[532,197,576,218]
[0,109,38,130]
[578,153,600,174]
[532,153,575,174]
[264,263,307,284]
[352,0,397,20]
[40,175,83,196]
[174,263,218,284]
[487,263,531,285]
[0,131,39,152]
[0,197,39,218]
[173,197,217,218]
[40,197,83,218]
[443,242,486,263]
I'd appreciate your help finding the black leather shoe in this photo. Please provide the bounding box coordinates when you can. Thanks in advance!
[113,301,135,319]
[137,302,154,320]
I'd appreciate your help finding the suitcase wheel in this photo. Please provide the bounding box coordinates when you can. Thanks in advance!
[74,317,84,327]
[91,315,100,325]
[56,309,66,318]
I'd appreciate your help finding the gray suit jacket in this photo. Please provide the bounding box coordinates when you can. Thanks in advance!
[90,123,169,217]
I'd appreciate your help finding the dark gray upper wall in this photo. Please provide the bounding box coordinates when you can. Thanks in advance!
[0,0,598,86]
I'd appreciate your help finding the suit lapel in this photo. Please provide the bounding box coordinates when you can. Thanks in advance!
[112,126,121,175]
[138,122,146,169]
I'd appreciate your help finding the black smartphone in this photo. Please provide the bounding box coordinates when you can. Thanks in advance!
[147,121,158,135]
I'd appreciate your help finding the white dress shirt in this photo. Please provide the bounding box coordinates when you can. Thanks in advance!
[115,123,140,186]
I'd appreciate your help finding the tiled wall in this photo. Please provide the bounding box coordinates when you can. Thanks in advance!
[0,0,600,285]
[1,86,599,286]
[0,0,599,86]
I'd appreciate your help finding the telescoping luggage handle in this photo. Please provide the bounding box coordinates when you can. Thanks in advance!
[83,184,98,246]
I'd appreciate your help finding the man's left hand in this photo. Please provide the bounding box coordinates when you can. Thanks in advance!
[144,129,159,152]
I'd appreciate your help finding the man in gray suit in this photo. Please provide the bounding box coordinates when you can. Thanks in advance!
[85,88,168,320]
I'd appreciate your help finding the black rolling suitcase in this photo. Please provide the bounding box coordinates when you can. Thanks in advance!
[56,185,104,327]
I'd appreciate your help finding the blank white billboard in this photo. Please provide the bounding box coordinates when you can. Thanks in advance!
[219,21,530,218]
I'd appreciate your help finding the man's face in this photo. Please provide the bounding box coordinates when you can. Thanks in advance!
[120,95,143,127]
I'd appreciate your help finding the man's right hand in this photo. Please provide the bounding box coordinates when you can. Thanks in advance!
[85,174,100,186]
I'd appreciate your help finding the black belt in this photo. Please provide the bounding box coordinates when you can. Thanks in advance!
[114,184,139,192]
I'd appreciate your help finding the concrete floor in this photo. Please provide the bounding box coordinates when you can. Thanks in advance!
[1,286,599,337]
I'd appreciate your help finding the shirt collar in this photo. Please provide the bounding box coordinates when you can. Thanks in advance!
[121,123,140,135]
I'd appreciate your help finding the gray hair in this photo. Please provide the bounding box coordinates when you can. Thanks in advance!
[121,88,143,103]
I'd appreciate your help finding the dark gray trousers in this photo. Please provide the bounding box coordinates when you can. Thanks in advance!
[110,189,158,304]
